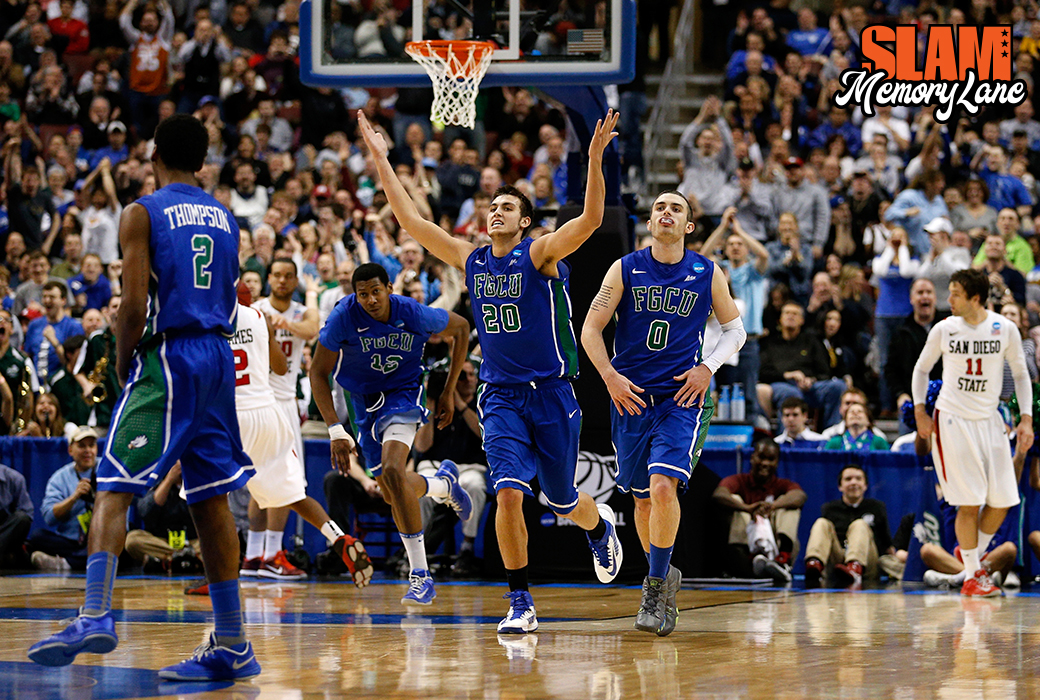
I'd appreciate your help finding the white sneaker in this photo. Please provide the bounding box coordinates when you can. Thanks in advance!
[31,551,70,572]
[588,503,623,583]
[498,590,538,634]
[1003,570,1021,589]
[923,569,963,588]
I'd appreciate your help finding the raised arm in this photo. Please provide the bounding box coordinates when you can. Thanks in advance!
[115,203,151,382]
[581,260,645,416]
[357,110,474,271]
[530,110,620,274]
[700,208,735,261]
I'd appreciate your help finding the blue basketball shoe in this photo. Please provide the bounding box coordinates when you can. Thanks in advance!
[498,590,538,634]
[28,609,118,666]
[401,569,436,605]
[158,632,261,681]
[588,503,623,583]
[435,460,473,522]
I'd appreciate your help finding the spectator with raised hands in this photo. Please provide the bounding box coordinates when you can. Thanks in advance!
[678,95,735,225]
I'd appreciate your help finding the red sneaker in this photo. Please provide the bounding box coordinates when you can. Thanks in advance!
[258,551,308,580]
[961,569,1002,597]
[804,558,824,589]
[775,551,791,566]
[833,560,863,587]
[239,556,263,577]
[183,578,209,596]
[332,535,375,588]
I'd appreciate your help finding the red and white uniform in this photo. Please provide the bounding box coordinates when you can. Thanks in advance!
[253,297,307,460]
[230,304,305,509]
[913,310,1033,507]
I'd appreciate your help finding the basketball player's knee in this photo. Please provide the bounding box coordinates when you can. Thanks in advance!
[496,487,524,512]
[633,496,652,517]
[378,465,407,494]
[648,476,678,505]
[918,543,941,565]
[1029,530,1040,552]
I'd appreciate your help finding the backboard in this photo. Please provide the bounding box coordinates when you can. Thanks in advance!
[299,0,636,88]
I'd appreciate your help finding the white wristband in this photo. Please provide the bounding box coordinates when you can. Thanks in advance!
[329,423,352,443]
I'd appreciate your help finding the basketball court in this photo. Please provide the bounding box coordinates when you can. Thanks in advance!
[3,574,1040,698]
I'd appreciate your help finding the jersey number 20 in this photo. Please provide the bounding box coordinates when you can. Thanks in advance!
[482,303,521,333]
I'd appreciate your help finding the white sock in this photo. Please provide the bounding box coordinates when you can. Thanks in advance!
[320,520,345,545]
[425,475,449,501]
[246,530,264,560]
[977,531,994,558]
[401,531,428,573]
[264,530,284,560]
[962,547,981,577]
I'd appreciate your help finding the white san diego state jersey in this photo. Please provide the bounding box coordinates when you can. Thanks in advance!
[916,310,1027,421]
[230,304,276,412]
[253,297,305,402]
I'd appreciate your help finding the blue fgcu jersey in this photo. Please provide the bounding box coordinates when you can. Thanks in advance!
[465,237,579,385]
[612,247,714,394]
[137,183,240,337]
[320,294,449,395]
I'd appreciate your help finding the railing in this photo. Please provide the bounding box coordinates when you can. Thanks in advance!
[642,0,697,201]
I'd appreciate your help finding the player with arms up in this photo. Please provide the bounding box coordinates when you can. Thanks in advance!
[913,268,1034,597]
[29,115,260,681]
[310,263,472,605]
[244,259,321,580]
[358,109,624,634]
[231,286,373,587]
[582,190,745,635]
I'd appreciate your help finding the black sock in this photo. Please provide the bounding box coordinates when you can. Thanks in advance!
[506,566,529,592]
[588,516,607,542]
[460,537,475,554]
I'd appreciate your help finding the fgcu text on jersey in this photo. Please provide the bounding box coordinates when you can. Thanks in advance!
[834,25,1026,123]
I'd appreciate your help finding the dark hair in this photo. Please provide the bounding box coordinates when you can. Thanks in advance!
[62,334,85,357]
[42,280,68,299]
[962,177,990,202]
[153,115,208,173]
[780,396,809,414]
[752,436,778,455]
[651,190,694,223]
[838,464,867,486]
[951,268,989,304]
[269,258,297,277]
[491,185,534,236]
[352,262,390,289]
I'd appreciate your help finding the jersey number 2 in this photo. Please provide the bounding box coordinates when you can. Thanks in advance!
[233,348,249,386]
[965,357,983,375]
[192,234,214,289]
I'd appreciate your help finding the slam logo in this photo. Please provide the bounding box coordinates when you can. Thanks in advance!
[834,25,1026,124]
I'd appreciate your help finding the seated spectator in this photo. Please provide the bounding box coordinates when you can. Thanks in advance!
[46,335,89,427]
[922,497,1017,590]
[68,253,111,310]
[950,179,997,246]
[26,426,98,570]
[919,218,971,311]
[774,397,825,445]
[1000,101,1040,146]
[318,453,389,575]
[0,460,32,568]
[13,250,67,316]
[18,390,75,438]
[804,465,895,588]
[765,212,813,304]
[972,207,1034,274]
[757,302,846,427]
[807,107,862,158]
[23,281,82,385]
[979,232,1027,305]
[823,403,889,451]
[125,461,203,573]
[713,439,805,583]
[818,308,855,380]
[413,359,487,578]
[240,96,294,155]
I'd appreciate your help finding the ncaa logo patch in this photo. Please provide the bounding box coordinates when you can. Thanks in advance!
[692,262,705,274]
[992,322,1001,335]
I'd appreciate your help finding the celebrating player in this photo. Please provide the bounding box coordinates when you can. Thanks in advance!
[582,190,745,635]
[358,108,624,634]
[29,115,259,681]
[913,268,1034,597]
[230,287,373,587]
[309,263,472,605]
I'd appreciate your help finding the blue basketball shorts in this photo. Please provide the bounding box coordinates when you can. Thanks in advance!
[351,384,428,476]
[611,394,714,498]
[477,379,581,514]
[97,334,254,505]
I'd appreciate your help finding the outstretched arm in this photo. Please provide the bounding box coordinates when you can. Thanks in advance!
[357,110,474,271]
[530,110,620,275]
[581,259,646,416]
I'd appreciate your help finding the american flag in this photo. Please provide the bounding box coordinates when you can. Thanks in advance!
[567,28,605,55]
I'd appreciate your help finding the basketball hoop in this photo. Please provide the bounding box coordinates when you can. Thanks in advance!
[405,40,496,129]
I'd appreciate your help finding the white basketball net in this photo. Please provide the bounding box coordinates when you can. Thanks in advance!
[406,41,495,129]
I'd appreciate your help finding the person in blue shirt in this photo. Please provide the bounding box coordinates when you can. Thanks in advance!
[68,254,112,311]
[359,108,625,635]
[86,121,129,171]
[30,114,259,683]
[786,8,829,55]
[884,169,948,255]
[309,262,473,606]
[22,280,83,385]
[583,189,746,635]
[977,146,1033,219]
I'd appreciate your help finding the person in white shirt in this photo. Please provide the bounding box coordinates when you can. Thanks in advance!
[230,291,373,586]
[918,217,971,311]
[774,397,826,445]
[913,268,1033,597]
